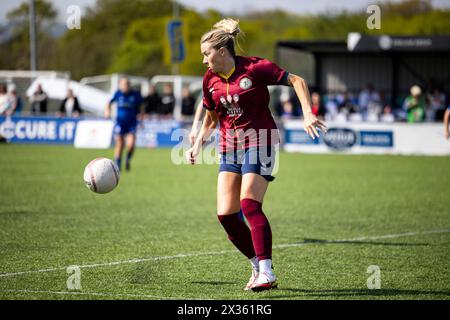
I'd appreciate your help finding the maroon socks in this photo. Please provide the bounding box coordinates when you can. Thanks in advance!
[240,198,272,261]
[218,198,272,261]
[218,212,256,259]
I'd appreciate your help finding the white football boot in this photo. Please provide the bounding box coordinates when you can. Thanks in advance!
[250,271,278,292]
[244,268,259,291]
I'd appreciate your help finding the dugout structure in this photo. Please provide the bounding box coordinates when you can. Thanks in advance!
[0,70,70,114]
[276,33,450,108]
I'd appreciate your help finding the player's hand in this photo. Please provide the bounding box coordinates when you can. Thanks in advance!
[303,111,327,139]
[189,130,197,145]
[185,145,200,165]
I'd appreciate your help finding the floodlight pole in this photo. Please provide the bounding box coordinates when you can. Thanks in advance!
[29,0,37,71]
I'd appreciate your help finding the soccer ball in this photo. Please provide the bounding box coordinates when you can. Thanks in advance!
[83,158,120,194]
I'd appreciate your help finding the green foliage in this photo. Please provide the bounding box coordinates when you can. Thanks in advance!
[0,0,449,79]
[7,0,57,26]
[379,0,433,17]
[3,0,57,70]
[107,18,170,76]
[51,0,175,79]
[178,9,225,75]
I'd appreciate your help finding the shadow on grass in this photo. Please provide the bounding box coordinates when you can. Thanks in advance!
[191,281,237,286]
[0,210,33,215]
[300,239,429,246]
[269,288,450,299]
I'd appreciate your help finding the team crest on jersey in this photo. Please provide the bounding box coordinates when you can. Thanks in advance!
[239,77,252,90]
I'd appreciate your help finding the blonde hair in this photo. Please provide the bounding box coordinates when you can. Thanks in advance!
[201,18,242,56]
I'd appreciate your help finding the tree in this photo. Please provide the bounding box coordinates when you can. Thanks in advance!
[4,0,57,69]
[2,0,449,78]
[52,0,175,79]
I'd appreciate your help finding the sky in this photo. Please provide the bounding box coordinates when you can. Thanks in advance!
[1,0,450,23]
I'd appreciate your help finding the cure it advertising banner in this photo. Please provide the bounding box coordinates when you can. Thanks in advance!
[0,116,184,148]
[0,116,79,144]
[284,121,450,156]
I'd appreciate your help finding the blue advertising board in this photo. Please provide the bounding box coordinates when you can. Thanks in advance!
[0,116,185,148]
[0,116,79,144]
[136,119,184,148]
[285,127,394,149]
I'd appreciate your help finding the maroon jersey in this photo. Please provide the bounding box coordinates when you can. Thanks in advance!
[202,56,288,151]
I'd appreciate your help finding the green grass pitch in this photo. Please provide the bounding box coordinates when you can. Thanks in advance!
[0,144,449,300]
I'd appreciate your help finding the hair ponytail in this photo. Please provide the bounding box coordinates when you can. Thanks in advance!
[201,18,243,56]
[213,18,240,37]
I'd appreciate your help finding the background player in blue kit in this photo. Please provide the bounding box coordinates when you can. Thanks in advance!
[105,77,143,172]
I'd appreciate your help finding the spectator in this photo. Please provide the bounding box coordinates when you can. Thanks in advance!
[6,87,23,116]
[403,85,426,123]
[427,88,446,122]
[158,84,175,118]
[425,78,437,96]
[30,84,48,114]
[378,91,390,110]
[380,105,395,123]
[279,88,293,119]
[289,89,302,117]
[324,93,339,121]
[311,92,326,120]
[181,87,196,117]
[0,83,9,115]
[338,91,358,115]
[143,84,160,118]
[335,91,347,107]
[273,87,284,117]
[367,98,382,122]
[358,83,380,118]
[58,89,82,118]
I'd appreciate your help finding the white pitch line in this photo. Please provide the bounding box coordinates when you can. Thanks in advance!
[0,228,449,279]
[0,289,202,300]
[0,250,237,278]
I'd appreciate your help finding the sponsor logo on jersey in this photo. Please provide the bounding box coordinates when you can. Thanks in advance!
[220,95,242,117]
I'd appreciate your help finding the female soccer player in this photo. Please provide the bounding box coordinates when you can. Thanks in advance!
[105,77,143,172]
[186,18,327,292]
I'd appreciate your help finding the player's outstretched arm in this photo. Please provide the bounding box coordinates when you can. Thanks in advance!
[444,108,450,140]
[189,99,205,145]
[285,73,327,139]
[186,110,218,164]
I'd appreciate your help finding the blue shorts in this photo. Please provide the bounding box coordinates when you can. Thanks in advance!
[219,146,277,182]
[114,121,137,136]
